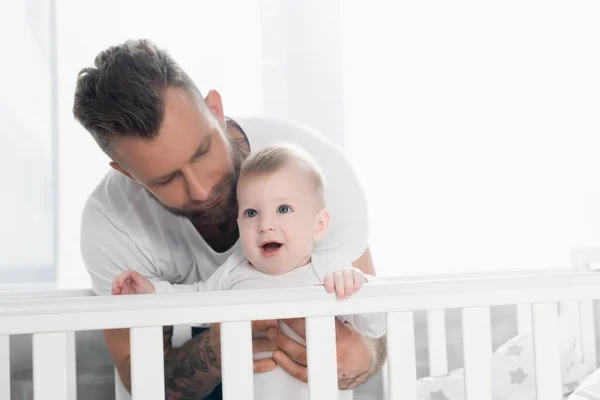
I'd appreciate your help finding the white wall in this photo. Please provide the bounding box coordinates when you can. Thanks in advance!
[55,0,117,288]
[340,1,600,277]
[0,1,54,277]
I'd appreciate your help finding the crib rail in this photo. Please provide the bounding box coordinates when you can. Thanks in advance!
[2,271,600,400]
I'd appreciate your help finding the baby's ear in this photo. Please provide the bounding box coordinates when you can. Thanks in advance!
[313,208,330,242]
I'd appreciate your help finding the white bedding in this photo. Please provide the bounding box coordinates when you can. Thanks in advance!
[415,313,590,400]
[568,368,600,400]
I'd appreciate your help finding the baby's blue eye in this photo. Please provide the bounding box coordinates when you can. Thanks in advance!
[245,209,258,218]
[277,205,290,214]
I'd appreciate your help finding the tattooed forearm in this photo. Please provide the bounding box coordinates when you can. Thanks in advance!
[338,335,387,390]
[163,326,221,399]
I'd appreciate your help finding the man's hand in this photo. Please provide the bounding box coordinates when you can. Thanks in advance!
[268,318,378,389]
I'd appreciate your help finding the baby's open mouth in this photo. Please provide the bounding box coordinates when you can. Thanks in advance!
[261,241,282,253]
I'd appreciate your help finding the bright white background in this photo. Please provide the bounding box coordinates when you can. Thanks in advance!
[2,0,600,288]
[341,1,600,275]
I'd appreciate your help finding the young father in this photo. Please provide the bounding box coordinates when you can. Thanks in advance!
[74,39,386,399]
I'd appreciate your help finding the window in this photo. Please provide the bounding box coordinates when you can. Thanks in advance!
[340,2,600,277]
[0,0,57,285]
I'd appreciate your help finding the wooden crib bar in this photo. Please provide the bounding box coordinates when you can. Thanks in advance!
[1,334,9,400]
[221,321,254,400]
[130,326,165,400]
[579,299,597,371]
[386,311,417,400]
[32,331,76,400]
[2,271,600,400]
[426,309,448,376]
[516,303,532,334]
[532,303,562,400]
[306,316,338,400]
[462,307,493,400]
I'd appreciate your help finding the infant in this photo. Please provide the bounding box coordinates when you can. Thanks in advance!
[113,144,384,399]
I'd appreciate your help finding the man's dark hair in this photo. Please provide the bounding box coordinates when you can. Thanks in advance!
[73,39,202,155]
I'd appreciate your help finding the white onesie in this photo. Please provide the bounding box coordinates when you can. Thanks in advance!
[152,250,385,400]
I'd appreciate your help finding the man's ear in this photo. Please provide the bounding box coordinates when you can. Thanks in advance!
[204,90,225,122]
[109,161,133,179]
[313,208,331,242]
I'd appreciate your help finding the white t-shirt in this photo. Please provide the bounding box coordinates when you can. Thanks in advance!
[81,116,369,296]
[153,250,384,400]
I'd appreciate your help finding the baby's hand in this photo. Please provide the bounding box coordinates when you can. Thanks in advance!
[323,268,367,300]
[112,270,156,295]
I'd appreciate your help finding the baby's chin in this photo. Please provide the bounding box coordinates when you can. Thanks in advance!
[253,262,297,276]
[247,257,296,275]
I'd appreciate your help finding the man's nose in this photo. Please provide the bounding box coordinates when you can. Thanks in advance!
[183,168,213,202]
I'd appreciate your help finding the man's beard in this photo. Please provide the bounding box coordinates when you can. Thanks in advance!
[145,137,246,225]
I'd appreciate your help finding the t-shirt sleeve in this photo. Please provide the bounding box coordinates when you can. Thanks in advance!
[311,140,369,265]
[80,200,158,296]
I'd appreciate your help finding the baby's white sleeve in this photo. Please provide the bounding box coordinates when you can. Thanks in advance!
[152,280,212,294]
[151,257,234,294]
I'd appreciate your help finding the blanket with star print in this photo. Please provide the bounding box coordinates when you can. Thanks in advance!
[415,312,590,400]
[568,367,600,400]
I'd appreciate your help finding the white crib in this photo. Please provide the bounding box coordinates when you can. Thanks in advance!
[2,248,600,400]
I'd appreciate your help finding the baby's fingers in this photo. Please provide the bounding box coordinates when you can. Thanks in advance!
[353,269,366,292]
[112,277,121,295]
[323,275,335,293]
[334,271,346,299]
[344,270,355,297]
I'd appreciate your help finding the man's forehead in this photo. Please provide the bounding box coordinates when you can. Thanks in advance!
[161,88,216,135]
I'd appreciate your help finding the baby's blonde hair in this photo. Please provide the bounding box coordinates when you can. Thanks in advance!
[239,143,326,208]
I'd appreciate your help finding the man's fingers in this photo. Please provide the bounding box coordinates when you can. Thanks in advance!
[252,337,278,354]
[280,318,306,340]
[252,319,278,332]
[274,329,307,365]
[253,358,277,374]
[273,350,308,382]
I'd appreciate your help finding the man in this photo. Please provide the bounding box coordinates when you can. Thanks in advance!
[75,39,386,399]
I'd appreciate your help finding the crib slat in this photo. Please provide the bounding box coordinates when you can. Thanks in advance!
[221,321,253,400]
[386,312,417,400]
[66,331,77,399]
[1,334,9,400]
[130,326,165,400]
[427,309,448,375]
[516,303,532,334]
[579,299,597,371]
[532,303,562,400]
[33,332,73,400]
[462,307,492,400]
[172,324,193,347]
[306,316,338,400]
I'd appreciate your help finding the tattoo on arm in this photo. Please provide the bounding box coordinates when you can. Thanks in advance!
[338,335,387,390]
[163,326,221,399]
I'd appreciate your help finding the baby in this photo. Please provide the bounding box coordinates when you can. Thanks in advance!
[113,144,384,399]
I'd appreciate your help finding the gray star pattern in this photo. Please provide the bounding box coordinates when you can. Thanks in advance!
[430,390,451,400]
[509,368,527,384]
